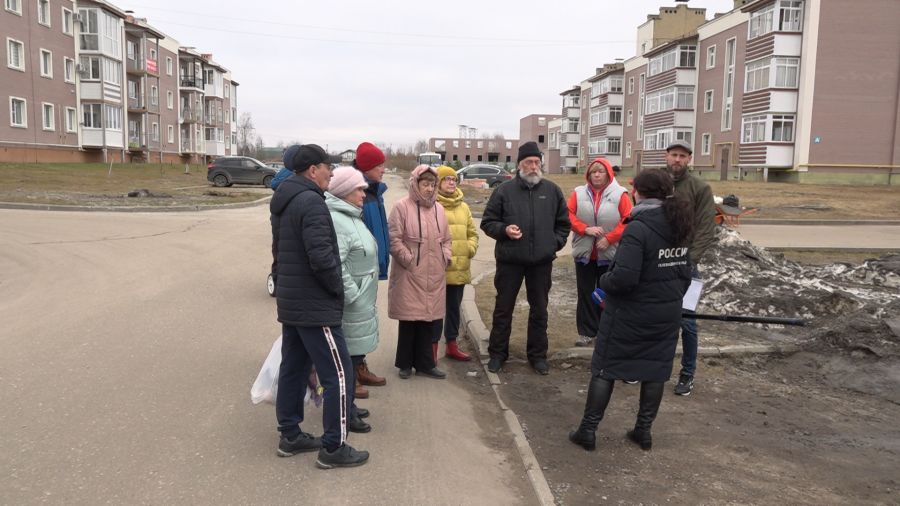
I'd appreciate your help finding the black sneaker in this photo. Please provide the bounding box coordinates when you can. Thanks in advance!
[531,359,549,376]
[575,335,594,347]
[487,357,503,373]
[277,431,322,457]
[316,444,370,469]
[398,368,412,379]
[416,367,447,379]
[623,380,639,385]
[355,407,370,419]
[674,374,694,396]
[348,416,371,434]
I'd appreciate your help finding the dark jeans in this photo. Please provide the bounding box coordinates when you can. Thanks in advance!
[395,320,439,371]
[433,284,466,343]
[276,324,353,452]
[679,266,701,377]
[487,261,553,363]
[574,261,609,337]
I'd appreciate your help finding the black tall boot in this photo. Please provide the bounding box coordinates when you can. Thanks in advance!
[627,381,664,450]
[568,376,615,451]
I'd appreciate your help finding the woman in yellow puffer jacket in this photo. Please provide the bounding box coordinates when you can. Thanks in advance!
[434,165,479,362]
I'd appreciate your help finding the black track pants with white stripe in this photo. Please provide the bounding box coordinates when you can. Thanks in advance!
[276,324,354,451]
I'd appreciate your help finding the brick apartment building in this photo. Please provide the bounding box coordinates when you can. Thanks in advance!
[536,0,900,184]
[2,0,239,164]
[428,136,519,168]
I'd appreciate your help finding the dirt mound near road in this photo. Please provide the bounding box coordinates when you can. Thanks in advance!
[702,228,900,357]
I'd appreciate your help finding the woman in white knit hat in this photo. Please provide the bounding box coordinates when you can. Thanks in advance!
[326,166,380,434]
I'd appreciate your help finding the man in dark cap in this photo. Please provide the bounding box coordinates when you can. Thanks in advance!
[664,140,716,397]
[270,143,370,469]
[480,141,571,375]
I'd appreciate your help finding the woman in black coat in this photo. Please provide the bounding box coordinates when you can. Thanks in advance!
[568,169,694,452]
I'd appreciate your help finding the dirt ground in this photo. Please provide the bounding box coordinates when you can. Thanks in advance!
[472,225,900,504]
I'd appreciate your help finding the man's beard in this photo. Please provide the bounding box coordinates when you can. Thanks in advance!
[522,170,543,185]
[666,164,686,180]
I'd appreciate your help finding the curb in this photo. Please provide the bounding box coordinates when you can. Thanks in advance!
[0,195,272,213]
[741,219,900,226]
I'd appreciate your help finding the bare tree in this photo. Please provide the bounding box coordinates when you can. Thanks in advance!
[414,139,429,153]
[254,135,265,156]
[237,113,255,156]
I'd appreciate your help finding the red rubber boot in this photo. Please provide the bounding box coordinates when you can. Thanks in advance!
[445,340,472,361]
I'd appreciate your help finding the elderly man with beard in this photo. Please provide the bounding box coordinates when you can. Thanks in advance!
[663,140,716,396]
[480,142,571,375]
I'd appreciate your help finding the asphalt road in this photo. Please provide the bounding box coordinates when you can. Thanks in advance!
[0,174,537,505]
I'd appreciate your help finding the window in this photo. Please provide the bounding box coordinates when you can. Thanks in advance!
[679,45,697,68]
[590,110,599,126]
[78,9,98,50]
[42,103,54,130]
[40,49,52,77]
[7,38,25,71]
[706,45,716,69]
[127,80,137,100]
[224,83,229,98]
[704,90,714,112]
[646,87,692,113]
[167,91,174,109]
[649,44,697,76]
[83,103,101,128]
[627,109,633,127]
[749,5,775,39]
[102,58,121,85]
[774,57,800,88]
[65,107,76,132]
[62,7,73,35]
[151,122,159,142]
[149,48,156,61]
[742,114,767,143]
[126,40,136,60]
[625,142,632,159]
[38,0,50,26]
[79,8,120,56]
[722,38,736,131]
[779,1,803,31]
[628,77,634,95]
[701,133,711,155]
[166,56,173,75]
[609,106,622,124]
[745,58,770,92]
[150,85,158,106]
[638,73,645,138]
[79,55,100,80]
[452,140,459,148]
[564,94,579,108]
[10,97,26,127]
[5,0,22,15]
[167,124,174,143]
[64,57,74,82]
[772,114,795,142]
[677,88,694,109]
[105,105,121,130]
[538,134,545,143]
[644,128,692,151]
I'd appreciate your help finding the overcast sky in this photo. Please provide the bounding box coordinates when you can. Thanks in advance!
[120,0,736,152]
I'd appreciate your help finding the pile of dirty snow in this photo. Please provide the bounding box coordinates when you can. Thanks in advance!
[700,228,900,357]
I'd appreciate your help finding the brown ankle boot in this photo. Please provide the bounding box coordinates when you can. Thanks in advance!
[356,361,386,387]
[354,377,369,399]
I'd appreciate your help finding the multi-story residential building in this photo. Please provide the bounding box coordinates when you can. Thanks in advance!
[586,64,625,168]
[558,86,581,173]
[518,113,560,158]
[223,73,237,156]
[1,0,238,164]
[546,118,562,173]
[2,0,81,161]
[201,55,226,158]
[428,136,519,168]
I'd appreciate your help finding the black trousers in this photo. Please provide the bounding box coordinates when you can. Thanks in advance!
[434,284,466,343]
[488,261,553,362]
[276,324,353,451]
[574,261,609,337]
[395,320,439,371]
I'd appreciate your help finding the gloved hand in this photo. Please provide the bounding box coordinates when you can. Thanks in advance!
[591,288,606,308]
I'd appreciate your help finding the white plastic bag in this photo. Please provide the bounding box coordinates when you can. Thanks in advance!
[250,336,282,405]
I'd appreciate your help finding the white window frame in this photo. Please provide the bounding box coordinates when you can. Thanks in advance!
[779,1,803,32]
[748,5,775,39]
[105,104,122,131]
[166,56,173,75]
[626,109,633,127]
[102,58,121,85]
[628,76,634,95]
[39,48,52,78]
[625,142,632,159]
[37,0,50,26]
[82,103,101,129]
[5,0,22,15]
[42,102,55,131]
[741,114,767,143]
[62,7,73,35]
[167,90,174,109]
[151,122,159,142]
[79,55,100,80]
[704,90,714,113]
[745,57,771,92]
[7,37,25,71]
[706,45,716,69]
[150,85,158,107]
[722,37,736,132]
[65,106,77,132]
[167,124,174,143]
[774,57,800,88]
[701,133,711,155]
[771,114,795,142]
[64,56,74,83]
[10,96,27,127]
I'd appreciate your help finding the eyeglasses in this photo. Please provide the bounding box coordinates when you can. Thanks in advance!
[442,177,457,183]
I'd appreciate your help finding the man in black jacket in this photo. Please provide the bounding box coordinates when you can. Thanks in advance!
[270,144,369,469]
[480,141,571,375]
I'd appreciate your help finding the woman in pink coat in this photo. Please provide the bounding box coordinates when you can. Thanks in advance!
[388,165,453,379]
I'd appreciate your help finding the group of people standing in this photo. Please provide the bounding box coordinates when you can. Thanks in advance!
[268,142,479,469]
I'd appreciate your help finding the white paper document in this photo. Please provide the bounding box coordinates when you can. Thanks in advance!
[682,278,704,311]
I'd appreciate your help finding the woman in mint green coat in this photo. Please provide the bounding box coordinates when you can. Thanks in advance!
[326,167,380,360]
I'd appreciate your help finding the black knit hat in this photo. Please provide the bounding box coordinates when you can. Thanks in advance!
[517,141,542,164]
[293,144,331,172]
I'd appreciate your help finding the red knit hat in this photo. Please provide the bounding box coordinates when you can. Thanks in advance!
[355,142,385,172]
